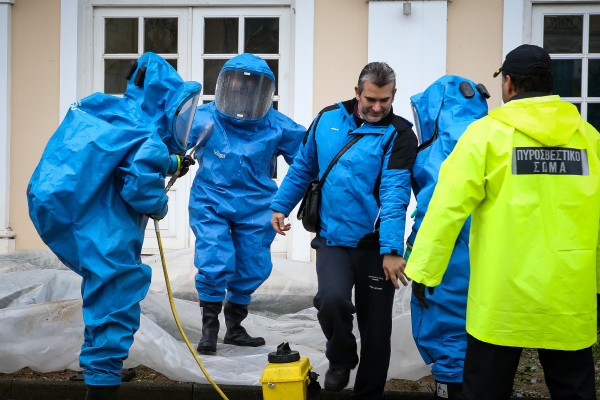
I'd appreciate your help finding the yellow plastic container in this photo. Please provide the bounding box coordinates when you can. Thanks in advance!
[260,356,312,400]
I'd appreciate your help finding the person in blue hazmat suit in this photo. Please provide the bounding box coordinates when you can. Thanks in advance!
[405,75,489,400]
[188,53,305,354]
[27,52,201,400]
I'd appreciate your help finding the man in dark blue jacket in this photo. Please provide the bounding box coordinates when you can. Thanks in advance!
[271,62,417,400]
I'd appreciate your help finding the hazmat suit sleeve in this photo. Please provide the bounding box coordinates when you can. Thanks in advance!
[117,140,169,219]
[405,120,487,286]
[275,120,307,165]
[270,121,318,216]
[379,128,418,255]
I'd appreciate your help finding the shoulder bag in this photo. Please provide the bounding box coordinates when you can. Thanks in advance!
[297,134,365,232]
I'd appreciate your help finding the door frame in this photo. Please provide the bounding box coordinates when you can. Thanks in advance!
[60,0,315,260]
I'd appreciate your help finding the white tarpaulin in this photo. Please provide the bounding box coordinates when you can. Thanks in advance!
[0,249,429,387]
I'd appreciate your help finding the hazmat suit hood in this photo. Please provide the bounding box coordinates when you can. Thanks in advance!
[489,95,582,147]
[408,75,489,242]
[410,75,488,146]
[214,53,275,122]
[124,52,202,154]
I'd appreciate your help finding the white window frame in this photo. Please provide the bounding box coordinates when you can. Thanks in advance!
[503,0,599,59]
[93,8,193,92]
[531,4,600,123]
[191,8,290,107]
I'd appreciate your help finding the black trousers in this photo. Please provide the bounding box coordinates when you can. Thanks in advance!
[460,334,596,400]
[312,237,396,400]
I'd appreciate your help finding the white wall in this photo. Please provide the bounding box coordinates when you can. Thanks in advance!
[368,1,447,244]
[368,1,447,123]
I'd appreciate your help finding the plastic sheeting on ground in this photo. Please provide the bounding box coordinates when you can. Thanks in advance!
[0,248,430,388]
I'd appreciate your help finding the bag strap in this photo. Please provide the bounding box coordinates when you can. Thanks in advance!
[317,134,365,189]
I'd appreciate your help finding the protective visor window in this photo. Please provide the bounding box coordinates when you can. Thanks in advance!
[215,70,274,120]
[411,103,423,145]
[174,93,201,150]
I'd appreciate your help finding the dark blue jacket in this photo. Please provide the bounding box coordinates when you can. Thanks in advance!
[271,99,417,254]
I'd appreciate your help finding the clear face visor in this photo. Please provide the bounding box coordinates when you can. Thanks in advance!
[411,103,423,145]
[215,70,274,120]
[174,93,201,150]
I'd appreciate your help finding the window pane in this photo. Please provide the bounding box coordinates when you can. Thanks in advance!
[589,59,600,97]
[552,59,581,97]
[104,59,136,94]
[204,18,238,54]
[144,18,178,54]
[105,18,138,54]
[544,15,583,53]
[588,103,600,132]
[590,15,600,53]
[166,59,177,71]
[203,59,228,95]
[265,60,279,96]
[244,18,279,54]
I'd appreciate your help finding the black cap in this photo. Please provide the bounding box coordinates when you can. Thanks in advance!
[268,342,300,363]
[493,44,552,78]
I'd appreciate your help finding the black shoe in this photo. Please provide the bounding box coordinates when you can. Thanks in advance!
[324,368,350,392]
[197,300,222,354]
[223,301,265,347]
[85,384,119,400]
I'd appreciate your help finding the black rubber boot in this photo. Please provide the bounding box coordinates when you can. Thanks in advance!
[434,380,463,400]
[85,384,119,400]
[223,301,265,347]
[197,300,222,354]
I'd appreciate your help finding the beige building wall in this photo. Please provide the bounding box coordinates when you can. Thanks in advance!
[313,0,368,115]
[447,0,504,109]
[11,0,61,249]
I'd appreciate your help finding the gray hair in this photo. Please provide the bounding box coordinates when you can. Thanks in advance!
[357,62,396,94]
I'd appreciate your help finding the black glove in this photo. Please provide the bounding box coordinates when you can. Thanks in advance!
[412,281,434,309]
[178,154,195,177]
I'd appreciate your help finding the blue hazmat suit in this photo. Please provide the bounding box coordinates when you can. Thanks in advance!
[407,75,488,384]
[188,53,305,305]
[27,52,201,386]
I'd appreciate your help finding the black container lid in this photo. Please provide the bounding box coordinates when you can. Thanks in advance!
[268,342,300,363]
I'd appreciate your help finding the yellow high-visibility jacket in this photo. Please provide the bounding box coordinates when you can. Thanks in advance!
[405,95,600,350]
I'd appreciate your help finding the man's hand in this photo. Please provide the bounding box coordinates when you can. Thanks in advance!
[412,281,435,309]
[382,253,410,289]
[271,211,291,235]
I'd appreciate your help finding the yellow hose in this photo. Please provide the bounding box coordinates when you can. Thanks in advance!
[154,219,229,400]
